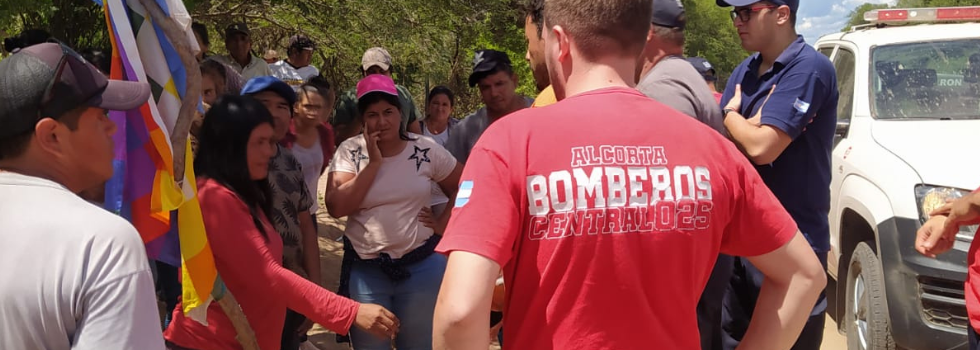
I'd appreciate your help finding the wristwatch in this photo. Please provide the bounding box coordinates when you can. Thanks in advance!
[723,107,738,118]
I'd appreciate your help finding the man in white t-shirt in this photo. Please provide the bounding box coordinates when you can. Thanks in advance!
[0,43,164,350]
[271,34,320,91]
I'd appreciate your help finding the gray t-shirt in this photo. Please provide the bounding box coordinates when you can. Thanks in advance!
[0,172,164,350]
[445,96,534,163]
[637,56,725,134]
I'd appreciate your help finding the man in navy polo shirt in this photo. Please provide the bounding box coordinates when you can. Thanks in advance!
[715,0,838,349]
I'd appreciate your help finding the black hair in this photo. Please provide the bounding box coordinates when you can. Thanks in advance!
[524,0,545,39]
[472,64,516,86]
[305,75,332,99]
[357,91,414,141]
[3,29,52,53]
[80,48,111,75]
[426,86,455,107]
[192,22,210,46]
[193,95,274,240]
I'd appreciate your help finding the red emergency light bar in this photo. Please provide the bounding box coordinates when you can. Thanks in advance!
[864,6,980,23]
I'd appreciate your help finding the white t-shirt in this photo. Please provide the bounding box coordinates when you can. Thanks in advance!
[0,172,164,350]
[291,139,324,214]
[422,123,450,146]
[270,60,319,91]
[329,134,456,259]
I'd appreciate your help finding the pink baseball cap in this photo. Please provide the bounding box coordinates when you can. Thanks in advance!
[356,74,398,100]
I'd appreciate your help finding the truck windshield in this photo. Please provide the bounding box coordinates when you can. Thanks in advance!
[871,39,980,120]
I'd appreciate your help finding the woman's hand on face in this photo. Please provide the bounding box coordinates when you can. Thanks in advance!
[363,125,383,161]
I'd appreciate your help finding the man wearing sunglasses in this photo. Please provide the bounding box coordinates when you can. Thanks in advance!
[714,1,839,350]
[0,43,164,349]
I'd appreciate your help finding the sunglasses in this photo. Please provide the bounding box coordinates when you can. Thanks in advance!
[38,42,103,119]
[730,5,778,23]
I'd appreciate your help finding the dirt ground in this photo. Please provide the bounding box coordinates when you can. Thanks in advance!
[305,176,847,350]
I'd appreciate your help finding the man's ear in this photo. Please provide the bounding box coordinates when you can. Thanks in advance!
[553,25,571,64]
[32,118,68,158]
[776,5,792,26]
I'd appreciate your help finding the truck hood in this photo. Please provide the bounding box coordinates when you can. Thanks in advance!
[872,120,980,191]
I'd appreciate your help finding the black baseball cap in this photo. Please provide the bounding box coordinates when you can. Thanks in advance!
[716,0,798,14]
[468,49,512,87]
[225,23,251,38]
[652,0,686,29]
[288,34,315,52]
[0,43,150,140]
[686,57,717,82]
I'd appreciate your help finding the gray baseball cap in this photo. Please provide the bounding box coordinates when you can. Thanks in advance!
[0,42,150,140]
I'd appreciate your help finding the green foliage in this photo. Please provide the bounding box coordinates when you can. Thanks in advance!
[1,0,109,53]
[682,0,746,87]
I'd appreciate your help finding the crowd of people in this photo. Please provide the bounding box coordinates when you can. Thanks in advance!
[4,0,980,350]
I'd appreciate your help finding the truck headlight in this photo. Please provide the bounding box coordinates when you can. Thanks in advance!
[915,185,978,242]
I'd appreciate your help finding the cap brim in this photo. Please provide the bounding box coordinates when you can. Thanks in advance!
[716,0,757,7]
[90,80,151,111]
[362,62,391,71]
[356,88,398,100]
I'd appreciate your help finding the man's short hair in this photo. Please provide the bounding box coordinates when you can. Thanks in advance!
[652,22,685,48]
[524,0,545,39]
[0,107,83,161]
[543,0,652,60]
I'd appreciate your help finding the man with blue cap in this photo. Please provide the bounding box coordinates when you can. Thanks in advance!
[241,76,323,350]
[715,0,839,349]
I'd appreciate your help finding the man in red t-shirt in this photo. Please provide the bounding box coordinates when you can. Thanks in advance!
[917,189,980,349]
[431,0,827,349]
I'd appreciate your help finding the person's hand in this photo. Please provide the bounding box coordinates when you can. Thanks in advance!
[724,84,743,114]
[418,207,437,232]
[354,303,399,340]
[363,125,383,162]
[745,85,777,126]
[931,191,980,238]
[916,215,955,258]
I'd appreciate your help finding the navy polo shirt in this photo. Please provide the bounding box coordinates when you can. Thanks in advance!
[720,36,839,252]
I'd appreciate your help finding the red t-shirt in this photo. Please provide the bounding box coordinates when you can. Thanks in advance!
[164,179,358,350]
[966,188,980,331]
[436,87,798,350]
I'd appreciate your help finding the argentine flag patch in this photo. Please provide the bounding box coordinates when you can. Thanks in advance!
[455,181,474,208]
[793,98,811,114]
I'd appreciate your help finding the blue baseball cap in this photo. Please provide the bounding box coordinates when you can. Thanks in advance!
[240,76,296,106]
[686,57,717,82]
[716,0,798,14]
[652,0,686,29]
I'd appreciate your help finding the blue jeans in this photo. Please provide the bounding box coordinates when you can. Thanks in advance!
[348,253,447,350]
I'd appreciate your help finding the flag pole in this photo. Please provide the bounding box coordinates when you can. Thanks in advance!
[136,1,260,349]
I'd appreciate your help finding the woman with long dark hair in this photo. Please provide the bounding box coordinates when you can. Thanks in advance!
[326,75,462,350]
[164,95,399,350]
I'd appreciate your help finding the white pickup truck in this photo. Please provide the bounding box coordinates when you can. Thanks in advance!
[815,6,980,350]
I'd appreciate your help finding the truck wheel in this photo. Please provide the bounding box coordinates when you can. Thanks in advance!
[846,242,895,350]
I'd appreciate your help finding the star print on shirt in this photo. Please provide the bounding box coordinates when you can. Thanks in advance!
[408,146,431,171]
[350,147,368,170]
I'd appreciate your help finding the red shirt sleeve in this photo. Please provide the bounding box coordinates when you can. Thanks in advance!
[436,127,523,267]
[719,154,799,257]
[199,181,359,334]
